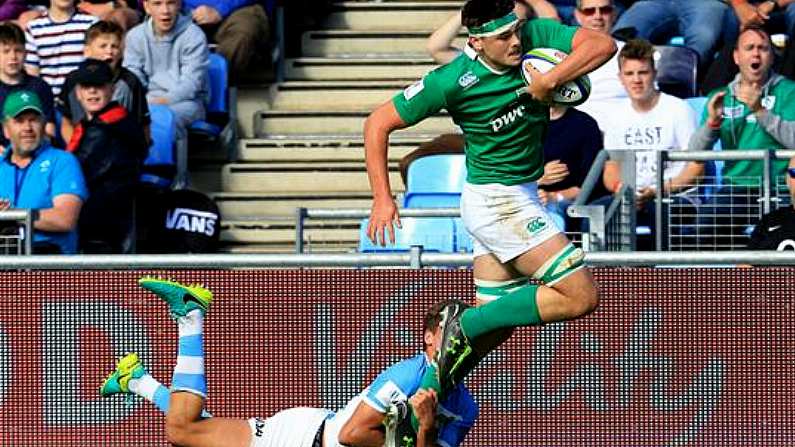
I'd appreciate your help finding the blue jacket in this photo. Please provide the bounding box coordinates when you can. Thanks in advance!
[182,0,255,20]
[0,145,88,254]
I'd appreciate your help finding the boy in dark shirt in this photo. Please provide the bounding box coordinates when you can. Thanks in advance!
[66,59,148,253]
[59,20,150,145]
[748,159,795,251]
[0,22,55,150]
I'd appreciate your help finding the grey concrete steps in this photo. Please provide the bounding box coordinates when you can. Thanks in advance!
[212,192,379,219]
[286,57,436,81]
[221,161,405,193]
[325,2,460,31]
[254,110,457,137]
[302,30,465,57]
[266,81,411,111]
[219,217,361,252]
[237,137,420,162]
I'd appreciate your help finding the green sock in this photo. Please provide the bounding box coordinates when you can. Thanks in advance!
[460,283,542,340]
[409,362,441,431]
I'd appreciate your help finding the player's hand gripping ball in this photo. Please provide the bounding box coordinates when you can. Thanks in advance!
[521,48,591,106]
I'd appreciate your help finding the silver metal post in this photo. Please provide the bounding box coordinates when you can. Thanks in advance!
[295,207,306,253]
[655,150,665,251]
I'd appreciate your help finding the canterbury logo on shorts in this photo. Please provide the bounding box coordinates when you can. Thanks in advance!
[526,217,547,235]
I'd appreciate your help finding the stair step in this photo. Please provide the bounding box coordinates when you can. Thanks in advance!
[254,110,457,137]
[286,57,437,81]
[221,219,360,244]
[268,81,412,111]
[324,2,459,31]
[237,137,420,162]
[221,163,405,193]
[219,243,355,254]
[302,30,466,57]
[212,192,379,219]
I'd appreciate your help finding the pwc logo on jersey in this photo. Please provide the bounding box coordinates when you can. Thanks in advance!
[491,104,527,132]
[165,208,218,237]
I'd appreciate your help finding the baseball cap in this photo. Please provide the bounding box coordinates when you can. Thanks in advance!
[2,90,43,120]
[73,59,114,86]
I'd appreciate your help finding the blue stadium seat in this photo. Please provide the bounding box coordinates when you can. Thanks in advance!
[189,52,236,156]
[404,154,467,208]
[654,45,698,98]
[358,217,456,252]
[141,104,177,188]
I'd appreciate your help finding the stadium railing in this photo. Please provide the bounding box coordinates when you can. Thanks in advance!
[656,149,795,251]
[2,251,795,269]
[0,209,32,255]
[569,149,795,252]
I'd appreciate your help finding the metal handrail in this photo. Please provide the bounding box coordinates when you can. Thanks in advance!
[655,149,794,250]
[1,251,795,270]
[0,209,32,255]
[294,207,460,253]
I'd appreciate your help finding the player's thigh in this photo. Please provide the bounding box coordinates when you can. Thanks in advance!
[473,253,521,285]
[510,233,597,300]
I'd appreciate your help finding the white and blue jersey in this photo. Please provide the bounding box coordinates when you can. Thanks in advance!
[323,353,478,447]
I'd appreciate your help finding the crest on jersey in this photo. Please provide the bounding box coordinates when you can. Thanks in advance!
[458,71,479,89]
[761,95,775,110]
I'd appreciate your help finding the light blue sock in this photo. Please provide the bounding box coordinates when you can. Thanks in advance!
[129,374,212,418]
[172,310,206,397]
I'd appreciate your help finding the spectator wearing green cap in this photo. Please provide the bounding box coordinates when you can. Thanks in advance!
[0,89,88,254]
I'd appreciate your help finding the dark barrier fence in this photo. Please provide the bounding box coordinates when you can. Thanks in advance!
[0,269,793,446]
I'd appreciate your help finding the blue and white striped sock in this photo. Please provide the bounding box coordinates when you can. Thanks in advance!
[128,373,171,413]
[171,309,207,397]
[128,374,212,418]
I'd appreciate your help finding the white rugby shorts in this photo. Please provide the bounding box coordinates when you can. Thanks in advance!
[461,181,561,262]
[248,407,333,447]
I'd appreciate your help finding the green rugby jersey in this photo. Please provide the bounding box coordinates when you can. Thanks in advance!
[393,18,577,185]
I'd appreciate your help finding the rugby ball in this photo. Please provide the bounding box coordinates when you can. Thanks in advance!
[521,48,591,106]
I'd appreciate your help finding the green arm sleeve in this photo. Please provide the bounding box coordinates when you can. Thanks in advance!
[521,18,578,53]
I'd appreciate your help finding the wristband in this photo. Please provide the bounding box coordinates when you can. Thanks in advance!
[30,209,40,222]
[707,117,722,129]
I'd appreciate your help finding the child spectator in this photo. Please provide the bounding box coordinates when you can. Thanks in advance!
[24,0,98,97]
[59,20,150,144]
[124,0,208,159]
[0,22,55,149]
[66,59,148,253]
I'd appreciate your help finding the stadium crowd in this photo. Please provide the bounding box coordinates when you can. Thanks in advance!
[0,0,794,255]
[0,0,274,254]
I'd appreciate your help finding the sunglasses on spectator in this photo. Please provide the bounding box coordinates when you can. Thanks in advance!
[788,168,795,178]
[579,5,615,15]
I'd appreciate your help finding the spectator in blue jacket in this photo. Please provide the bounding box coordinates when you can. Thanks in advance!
[182,0,270,83]
[124,0,208,162]
[0,90,87,254]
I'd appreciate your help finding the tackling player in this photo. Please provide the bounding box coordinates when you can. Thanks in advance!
[99,278,477,447]
[364,0,615,434]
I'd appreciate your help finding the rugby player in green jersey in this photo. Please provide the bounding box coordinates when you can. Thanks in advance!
[364,0,615,440]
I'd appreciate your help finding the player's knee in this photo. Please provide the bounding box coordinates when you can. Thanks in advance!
[572,282,600,317]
